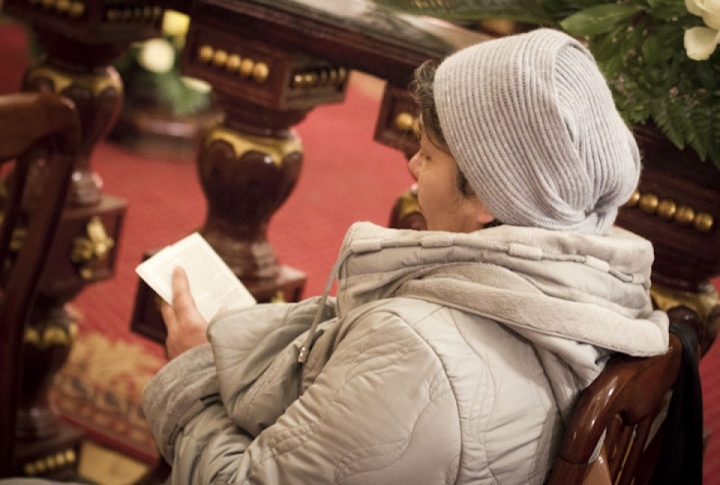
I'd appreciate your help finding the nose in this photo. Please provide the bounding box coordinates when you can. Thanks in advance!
[407,152,420,181]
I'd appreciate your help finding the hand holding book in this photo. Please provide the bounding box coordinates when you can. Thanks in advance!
[135,232,256,322]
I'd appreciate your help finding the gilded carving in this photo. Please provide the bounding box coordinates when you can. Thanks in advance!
[652,284,718,321]
[395,186,421,219]
[23,320,78,349]
[26,0,85,18]
[206,127,303,166]
[625,190,714,234]
[212,50,229,67]
[71,216,115,279]
[105,5,161,22]
[394,112,416,133]
[656,199,676,219]
[694,212,714,233]
[226,54,242,72]
[239,58,255,78]
[21,448,77,476]
[290,66,348,90]
[675,205,695,225]
[26,66,123,98]
[252,62,270,83]
[198,45,214,63]
[626,190,641,207]
[196,44,271,84]
[638,193,658,214]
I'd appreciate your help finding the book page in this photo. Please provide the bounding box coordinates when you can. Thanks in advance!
[135,232,256,322]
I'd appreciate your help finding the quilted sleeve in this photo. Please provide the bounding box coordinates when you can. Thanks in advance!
[170,308,462,485]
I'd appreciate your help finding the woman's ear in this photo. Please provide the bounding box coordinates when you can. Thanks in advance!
[475,200,495,226]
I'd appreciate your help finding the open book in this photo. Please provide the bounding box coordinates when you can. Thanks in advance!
[135,232,256,322]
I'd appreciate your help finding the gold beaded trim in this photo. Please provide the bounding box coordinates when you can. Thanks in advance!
[26,0,85,18]
[625,189,714,234]
[290,66,347,90]
[394,112,419,135]
[22,448,77,476]
[197,45,270,84]
[105,5,163,23]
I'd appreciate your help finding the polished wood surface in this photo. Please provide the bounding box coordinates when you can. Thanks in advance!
[547,333,685,485]
[0,91,78,477]
[1,1,164,478]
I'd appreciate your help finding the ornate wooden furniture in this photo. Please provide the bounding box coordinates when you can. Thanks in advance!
[0,91,78,478]
[1,0,163,478]
[130,0,490,343]
[546,331,695,485]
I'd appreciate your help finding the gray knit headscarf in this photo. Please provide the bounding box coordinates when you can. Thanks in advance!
[434,28,640,235]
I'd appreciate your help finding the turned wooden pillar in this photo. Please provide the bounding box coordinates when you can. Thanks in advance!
[131,13,347,341]
[130,0,492,343]
[2,0,162,479]
[178,20,355,300]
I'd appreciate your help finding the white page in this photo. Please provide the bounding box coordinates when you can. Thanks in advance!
[135,232,256,322]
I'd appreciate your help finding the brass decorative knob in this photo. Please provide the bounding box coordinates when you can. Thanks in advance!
[625,190,641,207]
[656,199,677,219]
[212,50,229,67]
[69,1,85,17]
[240,58,255,78]
[252,62,269,84]
[638,193,658,214]
[394,112,416,133]
[292,73,305,88]
[226,54,242,72]
[198,45,214,63]
[694,212,714,233]
[674,205,695,225]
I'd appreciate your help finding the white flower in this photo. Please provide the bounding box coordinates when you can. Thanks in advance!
[181,76,212,94]
[685,0,720,29]
[684,0,720,59]
[138,38,176,74]
[685,26,720,60]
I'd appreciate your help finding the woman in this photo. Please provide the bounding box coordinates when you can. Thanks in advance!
[144,28,668,484]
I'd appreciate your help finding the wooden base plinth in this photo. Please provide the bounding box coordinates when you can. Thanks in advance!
[13,420,83,481]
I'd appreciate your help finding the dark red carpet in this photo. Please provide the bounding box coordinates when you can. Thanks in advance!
[2,22,720,483]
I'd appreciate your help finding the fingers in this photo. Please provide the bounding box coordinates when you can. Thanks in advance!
[171,266,193,308]
[162,266,209,360]
[160,300,177,329]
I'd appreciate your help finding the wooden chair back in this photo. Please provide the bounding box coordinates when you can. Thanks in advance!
[546,333,685,485]
[0,92,79,477]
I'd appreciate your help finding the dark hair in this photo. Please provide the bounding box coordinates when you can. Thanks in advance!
[410,60,475,198]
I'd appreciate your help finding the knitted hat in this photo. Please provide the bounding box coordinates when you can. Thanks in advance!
[434,28,640,235]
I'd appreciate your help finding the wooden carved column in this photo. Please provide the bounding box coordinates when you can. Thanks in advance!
[375,83,426,231]
[2,0,162,479]
[131,14,352,342]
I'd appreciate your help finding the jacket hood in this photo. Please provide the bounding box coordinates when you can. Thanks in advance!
[332,222,667,357]
[306,222,668,420]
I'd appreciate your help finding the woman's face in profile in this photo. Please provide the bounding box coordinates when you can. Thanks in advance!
[407,124,491,233]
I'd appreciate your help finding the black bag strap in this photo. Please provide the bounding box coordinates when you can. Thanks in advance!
[651,322,704,485]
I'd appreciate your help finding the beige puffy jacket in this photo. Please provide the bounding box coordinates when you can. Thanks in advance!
[143,222,668,485]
